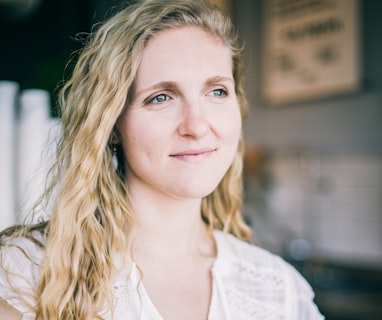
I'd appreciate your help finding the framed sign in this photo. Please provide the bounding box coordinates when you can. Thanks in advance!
[261,0,361,106]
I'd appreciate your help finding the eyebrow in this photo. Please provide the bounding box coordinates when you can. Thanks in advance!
[204,75,234,86]
[135,82,177,98]
[134,75,235,98]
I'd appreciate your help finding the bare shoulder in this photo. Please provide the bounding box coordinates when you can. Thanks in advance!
[0,298,22,320]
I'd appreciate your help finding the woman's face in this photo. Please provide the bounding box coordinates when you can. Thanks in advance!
[117,26,241,200]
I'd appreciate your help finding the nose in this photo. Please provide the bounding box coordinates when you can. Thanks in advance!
[177,100,209,138]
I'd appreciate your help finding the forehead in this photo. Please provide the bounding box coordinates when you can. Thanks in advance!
[135,26,233,87]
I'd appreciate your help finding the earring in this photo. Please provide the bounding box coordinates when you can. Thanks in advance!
[112,144,117,155]
[111,144,118,169]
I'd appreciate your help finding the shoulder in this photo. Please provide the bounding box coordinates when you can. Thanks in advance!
[214,230,298,272]
[214,230,312,292]
[0,230,45,315]
[213,231,324,319]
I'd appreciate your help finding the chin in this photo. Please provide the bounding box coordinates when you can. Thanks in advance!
[171,180,221,200]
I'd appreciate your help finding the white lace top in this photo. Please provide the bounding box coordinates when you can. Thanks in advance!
[0,230,324,319]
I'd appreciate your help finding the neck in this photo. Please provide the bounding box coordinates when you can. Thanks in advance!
[129,184,215,259]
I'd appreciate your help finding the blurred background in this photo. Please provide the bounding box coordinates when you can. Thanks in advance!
[0,0,381,319]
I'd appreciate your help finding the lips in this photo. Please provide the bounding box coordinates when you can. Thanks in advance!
[169,147,217,161]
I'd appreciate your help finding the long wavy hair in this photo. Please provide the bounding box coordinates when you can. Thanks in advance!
[1,0,252,318]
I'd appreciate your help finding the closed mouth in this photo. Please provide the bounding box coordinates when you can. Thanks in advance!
[169,148,217,160]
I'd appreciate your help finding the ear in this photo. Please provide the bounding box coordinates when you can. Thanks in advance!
[110,127,121,144]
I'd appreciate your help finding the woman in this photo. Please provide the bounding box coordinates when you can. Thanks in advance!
[0,0,324,319]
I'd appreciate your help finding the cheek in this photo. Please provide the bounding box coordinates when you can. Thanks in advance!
[219,105,242,144]
[117,117,140,162]
[119,115,166,162]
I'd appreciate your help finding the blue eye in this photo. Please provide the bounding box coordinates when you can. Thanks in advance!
[211,88,227,97]
[148,93,170,104]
